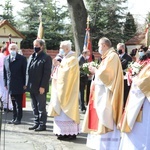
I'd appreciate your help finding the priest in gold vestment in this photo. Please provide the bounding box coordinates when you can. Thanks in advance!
[119,57,150,150]
[48,40,80,140]
[82,37,124,150]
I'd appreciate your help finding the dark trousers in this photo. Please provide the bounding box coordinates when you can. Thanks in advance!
[80,77,87,110]
[86,80,92,105]
[124,79,131,107]
[30,93,47,127]
[11,94,23,121]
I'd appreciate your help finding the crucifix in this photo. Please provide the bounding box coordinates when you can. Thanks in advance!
[3,27,6,33]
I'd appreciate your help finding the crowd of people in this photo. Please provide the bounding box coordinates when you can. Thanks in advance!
[0,37,150,149]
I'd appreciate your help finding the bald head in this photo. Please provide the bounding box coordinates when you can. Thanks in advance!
[99,37,112,48]
[98,37,112,55]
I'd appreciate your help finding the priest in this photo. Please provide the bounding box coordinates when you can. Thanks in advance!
[48,40,80,140]
[119,57,150,149]
[82,37,124,149]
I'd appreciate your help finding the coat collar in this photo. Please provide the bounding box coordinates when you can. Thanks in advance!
[31,51,44,60]
[6,53,20,61]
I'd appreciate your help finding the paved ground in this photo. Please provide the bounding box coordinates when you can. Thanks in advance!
[0,102,91,150]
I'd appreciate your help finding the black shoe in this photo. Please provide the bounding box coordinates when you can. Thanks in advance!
[34,126,46,131]
[81,107,86,114]
[81,107,86,111]
[57,135,69,140]
[14,120,21,125]
[29,124,39,130]
[7,119,15,124]
[4,108,13,112]
[68,134,76,140]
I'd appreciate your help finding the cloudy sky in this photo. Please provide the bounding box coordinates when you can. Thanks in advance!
[0,0,150,23]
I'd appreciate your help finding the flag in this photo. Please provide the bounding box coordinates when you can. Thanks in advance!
[83,28,92,62]
[5,42,10,55]
[37,18,44,39]
[5,35,12,55]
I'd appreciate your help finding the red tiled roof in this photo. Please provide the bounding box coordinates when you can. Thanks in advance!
[125,32,146,45]
[0,20,25,39]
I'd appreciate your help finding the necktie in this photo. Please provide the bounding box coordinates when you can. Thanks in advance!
[11,57,15,62]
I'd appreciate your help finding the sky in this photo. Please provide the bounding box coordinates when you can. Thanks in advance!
[0,0,150,23]
[127,0,150,23]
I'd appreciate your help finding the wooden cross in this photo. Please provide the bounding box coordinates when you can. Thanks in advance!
[3,27,6,33]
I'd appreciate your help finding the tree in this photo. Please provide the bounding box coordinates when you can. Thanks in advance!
[84,0,128,49]
[123,12,137,42]
[67,0,87,55]
[145,12,150,46]
[0,0,15,26]
[18,0,72,49]
[146,12,150,23]
[17,0,46,31]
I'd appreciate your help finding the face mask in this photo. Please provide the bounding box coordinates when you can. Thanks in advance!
[86,56,90,60]
[98,48,103,55]
[59,48,65,56]
[34,47,41,53]
[138,51,145,57]
[118,49,122,54]
[9,50,16,57]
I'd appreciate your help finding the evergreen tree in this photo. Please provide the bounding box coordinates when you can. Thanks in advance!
[123,12,137,42]
[145,12,150,46]
[85,0,128,49]
[147,12,150,23]
[18,0,72,49]
[0,0,16,26]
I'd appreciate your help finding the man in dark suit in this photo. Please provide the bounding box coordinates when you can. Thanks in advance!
[117,43,132,107]
[26,39,52,131]
[78,49,90,112]
[3,43,27,125]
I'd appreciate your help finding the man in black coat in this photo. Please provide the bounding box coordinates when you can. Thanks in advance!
[117,43,132,107]
[3,43,27,125]
[78,49,90,112]
[26,39,52,131]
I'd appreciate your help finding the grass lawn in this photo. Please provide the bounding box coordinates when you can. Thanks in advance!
[25,82,52,102]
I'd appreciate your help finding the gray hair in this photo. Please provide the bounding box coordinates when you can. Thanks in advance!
[33,39,46,50]
[60,40,72,51]
[8,43,18,51]
[99,37,112,48]
[33,39,45,46]
[117,43,125,50]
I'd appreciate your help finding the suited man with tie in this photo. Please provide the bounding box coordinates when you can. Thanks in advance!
[117,43,132,107]
[26,39,52,131]
[3,43,27,125]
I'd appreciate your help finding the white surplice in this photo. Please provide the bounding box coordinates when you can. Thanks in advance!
[48,52,80,135]
[119,82,150,150]
[86,72,121,150]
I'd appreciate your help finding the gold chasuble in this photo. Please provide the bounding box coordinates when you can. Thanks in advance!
[82,48,124,134]
[49,51,80,124]
[119,62,150,132]
[136,64,150,100]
